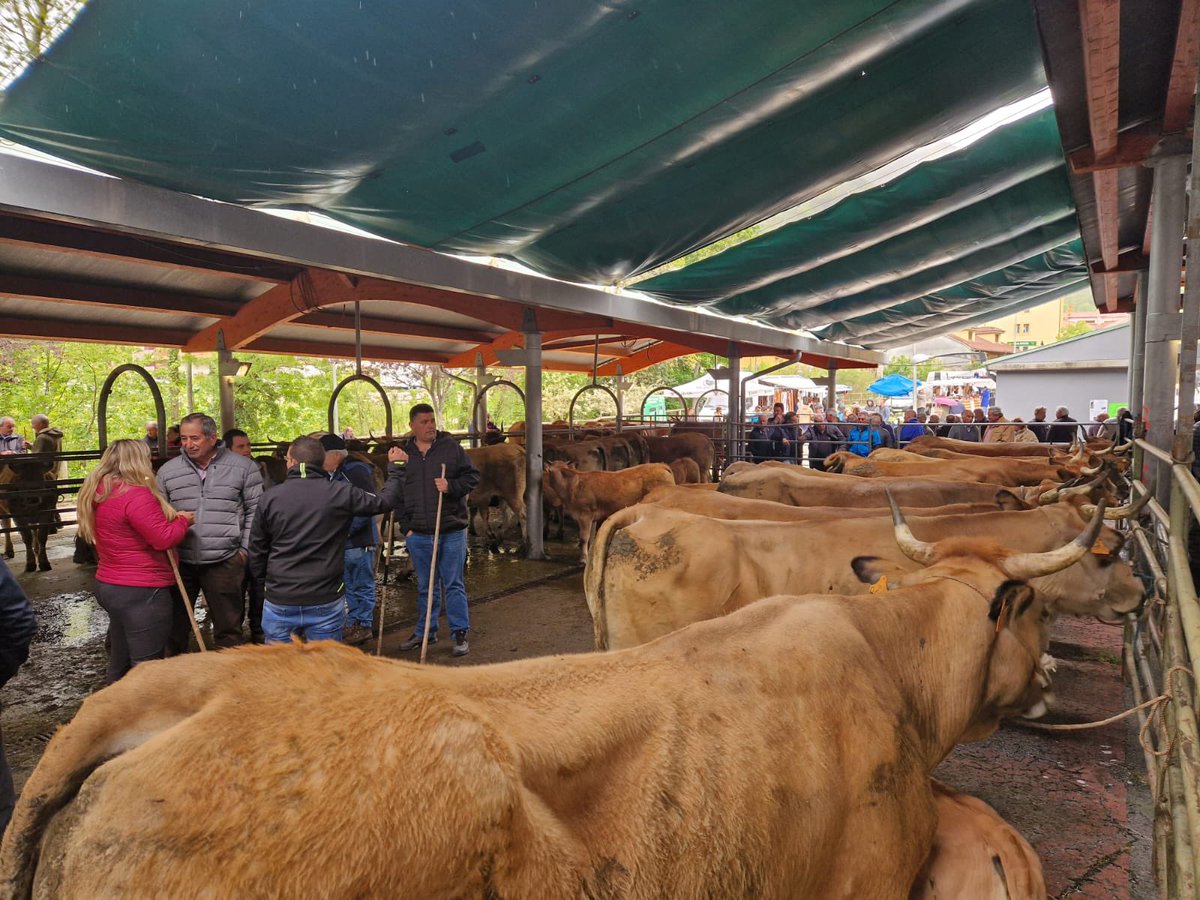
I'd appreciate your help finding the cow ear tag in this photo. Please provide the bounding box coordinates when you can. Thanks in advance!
[994,593,1010,634]
[869,575,889,594]
[1090,541,1111,556]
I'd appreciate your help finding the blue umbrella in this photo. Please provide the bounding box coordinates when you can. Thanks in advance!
[867,373,921,398]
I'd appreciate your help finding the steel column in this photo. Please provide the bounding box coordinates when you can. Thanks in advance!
[1174,100,1200,467]
[475,359,489,444]
[725,351,741,469]
[1143,147,1189,503]
[523,311,546,560]
[826,361,838,412]
[217,348,236,434]
[1131,270,1150,479]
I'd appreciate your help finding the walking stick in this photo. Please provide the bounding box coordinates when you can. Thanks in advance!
[419,464,447,665]
[168,550,208,653]
[376,511,393,657]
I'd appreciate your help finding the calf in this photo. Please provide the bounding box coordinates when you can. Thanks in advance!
[0,462,57,572]
[645,433,714,482]
[465,443,527,550]
[543,461,673,562]
[669,457,702,485]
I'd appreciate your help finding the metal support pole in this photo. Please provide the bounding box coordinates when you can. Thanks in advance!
[185,355,195,413]
[217,349,236,434]
[826,362,838,412]
[523,311,546,560]
[725,350,741,468]
[1130,272,1149,479]
[1173,101,1200,467]
[1144,145,1189,504]
[475,357,489,447]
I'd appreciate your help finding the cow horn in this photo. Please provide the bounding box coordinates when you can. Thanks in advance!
[1079,461,1103,476]
[1082,478,1155,520]
[1039,472,1105,503]
[1112,440,1133,454]
[886,491,936,564]
[1002,501,1107,579]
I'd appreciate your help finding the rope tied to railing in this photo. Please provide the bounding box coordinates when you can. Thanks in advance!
[1018,665,1196,766]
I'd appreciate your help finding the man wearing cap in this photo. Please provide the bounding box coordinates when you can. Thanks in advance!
[319,433,381,644]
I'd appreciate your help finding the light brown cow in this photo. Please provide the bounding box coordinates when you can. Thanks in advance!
[465,443,527,549]
[1,531,1059,899]
[905,434,1061,459]
[668,457,702,485]
[645,432,715,482]
[913,781,1046,900]
[543,461,674,562]
[824,450,1073,487]
[719,464,1040,509]
[586,501,1132,649]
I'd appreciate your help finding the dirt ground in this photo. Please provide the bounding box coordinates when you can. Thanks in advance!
[3,529,1153,898]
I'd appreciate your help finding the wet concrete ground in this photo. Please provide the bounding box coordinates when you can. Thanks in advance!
[3,529,1153,898]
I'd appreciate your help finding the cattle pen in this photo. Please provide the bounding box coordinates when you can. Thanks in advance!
[0,1,1197,897]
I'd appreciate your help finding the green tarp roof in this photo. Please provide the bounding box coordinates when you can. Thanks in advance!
[0,0,1078,348]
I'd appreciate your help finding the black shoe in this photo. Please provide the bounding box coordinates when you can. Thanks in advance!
[399,632,436,651]
[452,630,469,658]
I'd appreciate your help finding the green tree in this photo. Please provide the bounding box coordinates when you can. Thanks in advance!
[1055,321,1094,342]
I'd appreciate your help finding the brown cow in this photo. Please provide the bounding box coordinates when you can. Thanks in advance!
[0,462,57,572]
[669,457,702,485]
[465,443,527,550]
[586,501,1131,649]
[905,434,1060,459]
[719,464,1041,509]
[1,530,1058,899]
[824,450,1073,487]
[543,461,674,562]
[645,432,715,482]
[913,781,1046,900]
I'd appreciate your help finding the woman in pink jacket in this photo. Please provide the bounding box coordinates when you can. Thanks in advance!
[77,439,194,682]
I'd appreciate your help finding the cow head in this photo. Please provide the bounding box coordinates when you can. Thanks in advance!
[855,495,1107,733]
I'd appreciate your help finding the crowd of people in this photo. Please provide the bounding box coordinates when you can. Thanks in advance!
[745,401,1131,468]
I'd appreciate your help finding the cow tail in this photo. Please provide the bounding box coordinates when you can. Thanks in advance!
[584,505,638,651]
[0,653,228,898]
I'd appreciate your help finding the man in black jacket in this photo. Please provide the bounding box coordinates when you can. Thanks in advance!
[1048,406,1082,445]
[319,433,381,645]
[804,414,845,470]
[395,404,480,658]
[0,562,36,832]
[249,436,405,645]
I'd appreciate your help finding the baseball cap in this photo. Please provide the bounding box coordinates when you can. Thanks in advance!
[318,433,347,452]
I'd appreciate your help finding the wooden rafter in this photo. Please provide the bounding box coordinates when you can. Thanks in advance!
[244,338,448,364]
[595,341,697,376]
[0,273,240,318]
[1163,0,1200,132]
[1079,0,1122,274]
[294,310,496,345]
[0,316,192,347]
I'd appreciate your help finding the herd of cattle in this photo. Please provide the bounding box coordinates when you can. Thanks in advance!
[0,427,1148,897]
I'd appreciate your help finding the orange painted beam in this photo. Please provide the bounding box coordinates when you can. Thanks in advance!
[443,329,600,369]
[595,341,695,376]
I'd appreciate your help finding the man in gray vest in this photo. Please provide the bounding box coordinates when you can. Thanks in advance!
[157,413,263,650]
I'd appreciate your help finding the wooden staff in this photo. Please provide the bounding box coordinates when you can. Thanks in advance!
[168,551,207,653]
[419,464,447,665]
[376,511,393,657]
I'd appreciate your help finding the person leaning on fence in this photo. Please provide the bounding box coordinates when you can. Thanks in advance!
[804,414,845,470]
[156,413,263,651]
[0,560,35,834]
[394,403,481,658]
[846,414,888,457]
[0,418,28,455]
[249,436,406,645]
[77,439,194,683]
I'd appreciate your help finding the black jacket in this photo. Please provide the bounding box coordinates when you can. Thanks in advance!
[804,424,846,462]
[249,462,404,606]
[397,432,480,535]
[1048,416,1081,445]
[334,458,380,549]
[0,562,36,687]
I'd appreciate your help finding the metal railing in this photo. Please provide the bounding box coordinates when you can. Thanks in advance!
[1124,438,1200,899]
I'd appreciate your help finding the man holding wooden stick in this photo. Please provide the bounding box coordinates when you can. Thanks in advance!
[394,403,480,658]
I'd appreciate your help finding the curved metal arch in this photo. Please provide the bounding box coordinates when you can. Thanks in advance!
[691,387,727,418]
[568,383,622,435]
[98,363,166,454]
[328,373,393,438]
[639,386,691,422]
[470,379,526,436]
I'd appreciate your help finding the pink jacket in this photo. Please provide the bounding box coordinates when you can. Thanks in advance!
[93,481,190,587]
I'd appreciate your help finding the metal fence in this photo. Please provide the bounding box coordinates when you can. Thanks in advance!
[1123,439,1200,899]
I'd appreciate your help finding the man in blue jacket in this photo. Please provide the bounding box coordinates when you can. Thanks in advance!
[319,434,381,644]
[0,562,36,832]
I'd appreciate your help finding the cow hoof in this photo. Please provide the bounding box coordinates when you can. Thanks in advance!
[39,562,52,572]
[25,564,35,572]
[2,550,11,559]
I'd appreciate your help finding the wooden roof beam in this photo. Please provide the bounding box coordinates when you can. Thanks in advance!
[295,310,497,344]
[1163,0,1200,132]
[1079,0,1122,274]
[243,338,449,364]
[0,272,240,318]
[595,341,696,376]
[0,315,191,347]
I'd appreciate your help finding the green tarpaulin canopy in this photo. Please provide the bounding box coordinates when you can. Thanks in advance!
[0,0,1076,347]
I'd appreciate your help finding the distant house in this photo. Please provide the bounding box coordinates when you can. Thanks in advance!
[988,323,1130,421]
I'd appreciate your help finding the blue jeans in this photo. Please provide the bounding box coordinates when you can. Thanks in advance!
[406,529,468,637]
[343,546,377,628]
[262,597,345,644]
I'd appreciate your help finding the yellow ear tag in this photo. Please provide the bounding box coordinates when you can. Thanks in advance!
[995,593,1010,634]
[1090,541,1111,556]
[869,575,889,594]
